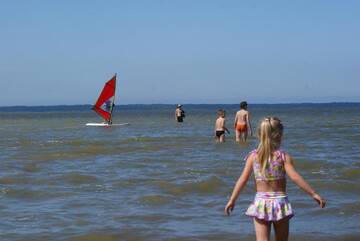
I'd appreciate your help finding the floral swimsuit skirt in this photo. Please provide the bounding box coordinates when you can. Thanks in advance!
[246,192,294,221]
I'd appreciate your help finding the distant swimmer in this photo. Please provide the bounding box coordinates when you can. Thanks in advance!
[234,101,252,142]
[175,104,186,123]
[215,109,230,142]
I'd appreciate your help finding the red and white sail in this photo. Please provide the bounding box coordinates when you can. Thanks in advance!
[92,74,116,122]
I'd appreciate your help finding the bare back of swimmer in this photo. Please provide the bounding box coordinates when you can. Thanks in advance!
[234,101,252,142]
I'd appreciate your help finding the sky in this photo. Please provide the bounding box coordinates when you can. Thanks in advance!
[0,0,359,106]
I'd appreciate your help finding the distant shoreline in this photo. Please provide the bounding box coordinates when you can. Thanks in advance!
[0,102,359,112]
[1,101,359,107]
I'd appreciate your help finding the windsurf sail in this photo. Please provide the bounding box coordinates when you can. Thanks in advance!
[92,74,116,123]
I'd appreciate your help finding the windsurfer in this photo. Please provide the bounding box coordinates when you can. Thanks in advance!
[91,75,117,125]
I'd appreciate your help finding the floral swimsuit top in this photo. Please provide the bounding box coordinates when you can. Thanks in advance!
[247,149,287,181]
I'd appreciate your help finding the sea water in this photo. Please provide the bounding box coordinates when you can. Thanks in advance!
[0,104,359,241]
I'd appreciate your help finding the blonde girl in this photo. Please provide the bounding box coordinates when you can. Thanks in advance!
[225,117,326,241]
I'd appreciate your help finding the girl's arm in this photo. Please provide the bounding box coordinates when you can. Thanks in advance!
[284,153,326,208]
[225,154,254,215]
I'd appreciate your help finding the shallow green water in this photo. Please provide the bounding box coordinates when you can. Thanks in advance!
[0,104,359,241]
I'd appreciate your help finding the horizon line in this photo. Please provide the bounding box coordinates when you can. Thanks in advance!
[0,101,359,108]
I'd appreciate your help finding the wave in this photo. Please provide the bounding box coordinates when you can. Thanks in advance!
[139,194,173,206]
[341,168,360,179]
[152,176,225,196]
[60,173,99,185]
[1,187,73,200]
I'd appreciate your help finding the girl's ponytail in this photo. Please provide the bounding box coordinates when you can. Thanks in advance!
[256,117,283,174]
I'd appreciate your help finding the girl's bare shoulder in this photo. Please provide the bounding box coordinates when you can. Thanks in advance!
[245,150,257,163]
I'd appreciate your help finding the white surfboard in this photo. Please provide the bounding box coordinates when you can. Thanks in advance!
[86,123,130,127]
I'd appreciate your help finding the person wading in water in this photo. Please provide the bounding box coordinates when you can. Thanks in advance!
[175,104,185,123]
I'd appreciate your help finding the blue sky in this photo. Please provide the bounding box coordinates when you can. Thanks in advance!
[0,0,359,106]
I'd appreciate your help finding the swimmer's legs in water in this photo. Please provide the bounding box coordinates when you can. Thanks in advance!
[236,130,248,142]
[219,133,225,142]
[235,129,241,142]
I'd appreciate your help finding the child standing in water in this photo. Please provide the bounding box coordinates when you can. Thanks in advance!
[225,117,326,241]
[215,109,230,142]
[234,101,252,142]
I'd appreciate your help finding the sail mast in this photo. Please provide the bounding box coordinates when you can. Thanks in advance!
[109,73,117,124]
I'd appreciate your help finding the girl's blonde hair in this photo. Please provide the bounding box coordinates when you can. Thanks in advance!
[256,117,284,173]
